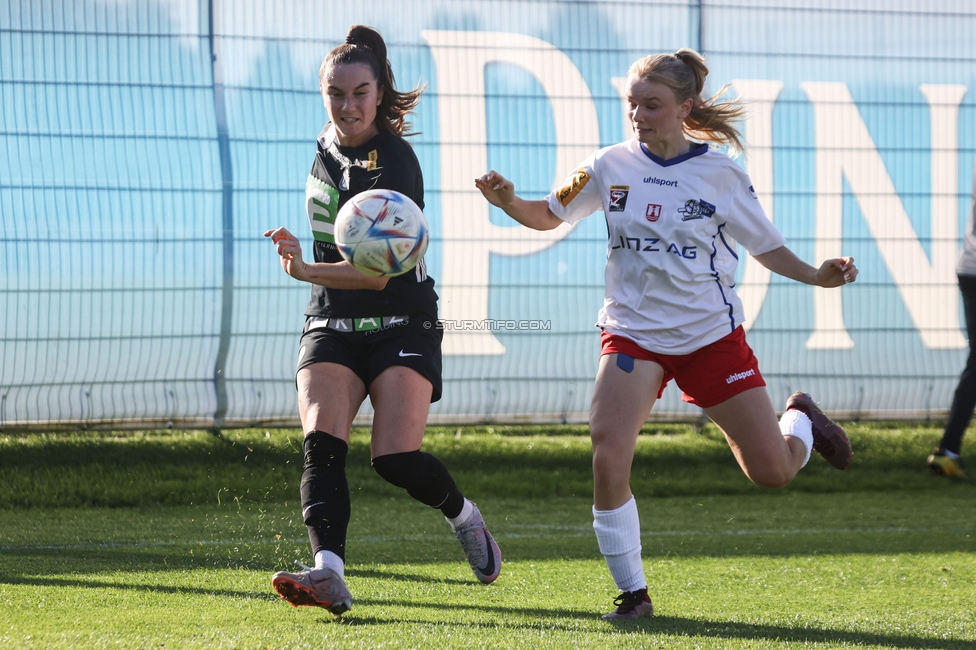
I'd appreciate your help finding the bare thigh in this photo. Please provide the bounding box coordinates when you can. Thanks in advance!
[296,362,368,443]
[368,365,433,458]
[703,387,804,488]
[589,354,665,510]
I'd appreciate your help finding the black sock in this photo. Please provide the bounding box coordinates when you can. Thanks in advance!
[300,430,350,561]
[371,450,465,519]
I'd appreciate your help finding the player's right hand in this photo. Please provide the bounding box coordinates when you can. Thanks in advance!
[264,227,308,281]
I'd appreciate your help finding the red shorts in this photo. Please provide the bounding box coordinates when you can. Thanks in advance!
[600,326,765,408]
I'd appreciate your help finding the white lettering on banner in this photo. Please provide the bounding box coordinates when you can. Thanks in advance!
[422,30,600,355]
[729,80,783,334]
[426,32,967,353]
[802,82,966,349]
[610,77,634,141]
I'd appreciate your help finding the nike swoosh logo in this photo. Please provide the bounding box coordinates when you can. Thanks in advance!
[478,530,496,576]
[398,350,422,357]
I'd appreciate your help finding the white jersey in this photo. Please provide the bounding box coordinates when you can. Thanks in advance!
[547,140,785,355]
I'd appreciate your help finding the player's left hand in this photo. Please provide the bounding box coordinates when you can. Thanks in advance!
[264,227,308,281]
[815,256,857,288]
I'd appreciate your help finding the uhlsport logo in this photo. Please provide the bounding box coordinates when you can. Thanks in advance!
[608,185,630,212]
[678,198,717,221]
[726,368,756,384]
[643,176,678,187]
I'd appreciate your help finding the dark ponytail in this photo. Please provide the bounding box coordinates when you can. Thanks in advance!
[320,25,424,137]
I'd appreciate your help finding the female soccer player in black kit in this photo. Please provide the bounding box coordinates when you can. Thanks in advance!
[264,25,501,616]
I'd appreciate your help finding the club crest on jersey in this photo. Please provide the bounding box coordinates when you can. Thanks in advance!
[557,168,590,206]
[608,185,630,212]
[678,198,716,221]
[645,204,662,222]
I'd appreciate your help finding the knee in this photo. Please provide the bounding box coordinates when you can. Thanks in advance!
[590,424,627,453]
[371,450,422,488]
[303,430,348,469]
[590,439,632,482]
[590,427,631,461]
[747,465,794,489]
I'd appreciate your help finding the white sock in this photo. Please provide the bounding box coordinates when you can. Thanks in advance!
[313,550,345,580]
[780,408,813,467]
[592,495,646,593]
[943,449,961,459]
[446,498,474,531]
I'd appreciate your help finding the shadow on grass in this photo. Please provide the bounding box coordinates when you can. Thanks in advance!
[0,553,486,588]
[0,545,276,573]
[3,570,972,649]
[0,573,274,602]
[3,507,976,574]
[608,616,971,650]
[332,609,971,649]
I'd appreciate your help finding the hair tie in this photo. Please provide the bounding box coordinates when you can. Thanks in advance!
[345,35,356,45]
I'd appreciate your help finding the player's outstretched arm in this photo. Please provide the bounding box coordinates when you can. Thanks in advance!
[263,227,388,290]
[475,171,563,231]
[754,245,857,288]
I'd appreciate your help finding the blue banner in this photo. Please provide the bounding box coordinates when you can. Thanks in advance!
[2,0,975,427]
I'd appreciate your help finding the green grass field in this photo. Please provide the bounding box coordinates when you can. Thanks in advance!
[1,423,974,648]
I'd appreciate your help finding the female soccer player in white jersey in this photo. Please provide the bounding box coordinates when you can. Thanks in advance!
[264,25,501,618]
[476,48,857,620]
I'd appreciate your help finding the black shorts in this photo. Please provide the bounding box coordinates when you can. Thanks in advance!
[296,313,443,402]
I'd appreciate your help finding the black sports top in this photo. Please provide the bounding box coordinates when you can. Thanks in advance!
[302,124,438,318]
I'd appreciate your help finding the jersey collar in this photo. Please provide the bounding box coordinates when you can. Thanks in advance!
[639,141,708,167]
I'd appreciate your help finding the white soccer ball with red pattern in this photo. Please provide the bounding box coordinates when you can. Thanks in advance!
[334,189,429,277]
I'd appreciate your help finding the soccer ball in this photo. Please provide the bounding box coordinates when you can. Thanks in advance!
[334,189,429,277]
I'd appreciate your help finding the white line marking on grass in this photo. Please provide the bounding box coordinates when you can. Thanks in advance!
[2,524,972,553]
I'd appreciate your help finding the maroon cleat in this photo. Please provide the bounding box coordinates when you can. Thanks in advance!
[786,392,853,470]
[602,587,654,620]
